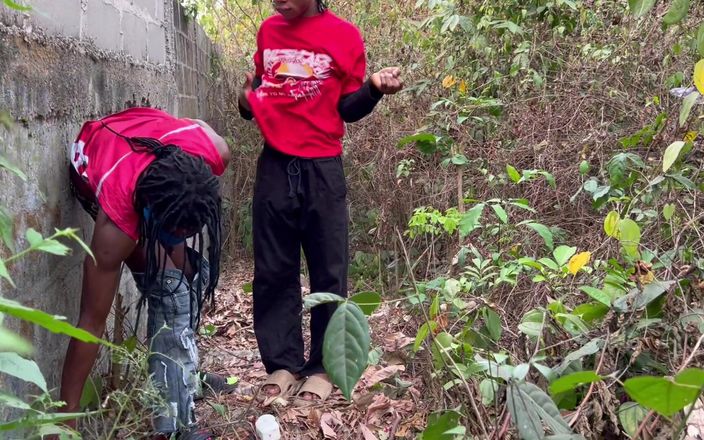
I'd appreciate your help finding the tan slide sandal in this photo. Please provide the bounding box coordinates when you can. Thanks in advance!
[293,374,333,407]
[258,370,300,405]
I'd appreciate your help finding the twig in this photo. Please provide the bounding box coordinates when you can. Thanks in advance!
[569,331,610,427]
[633,411,656,440]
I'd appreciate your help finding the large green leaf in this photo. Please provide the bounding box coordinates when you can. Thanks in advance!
[349,291,382,316]
[0,297,109,346]
[662,0,690,25]
[507,382,573,439]
[491,204,509,224]
[618,219,641,258]
[549,371,602,395]
[459,203,485,238]
[483,307,502,342]
[624,368,704,417]
[322,302,370,400]
[663,141,686,173]
[679,92,699,127]
[303,292,346,310]
[618,402,648,438]
[0,352,47,392]
[506,164,521,183]
[397,133,439,155]
[0,153,27,181]
[0,325,32,355]
[480,378,499,406]
[554,338,604,375]
[422,410,464,439]
[628,0,656,17]
[525,222,554,250]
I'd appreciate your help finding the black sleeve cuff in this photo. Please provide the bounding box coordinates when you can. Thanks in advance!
[338,80,383,123]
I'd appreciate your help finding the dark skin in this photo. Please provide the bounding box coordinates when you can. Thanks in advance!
[240,0,403,400]
[58,119,229,431]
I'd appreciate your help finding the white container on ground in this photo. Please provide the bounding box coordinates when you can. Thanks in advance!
[255,414,281,440]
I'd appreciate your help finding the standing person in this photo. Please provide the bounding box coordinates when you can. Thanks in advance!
[239,0,403,405]
[60,101,234,439]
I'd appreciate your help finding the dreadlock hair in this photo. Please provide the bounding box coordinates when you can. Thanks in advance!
[316,0,327,12]
[103,123,222,328]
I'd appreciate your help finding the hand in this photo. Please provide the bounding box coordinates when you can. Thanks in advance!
[239,72,255,111]
[371,67,403,95]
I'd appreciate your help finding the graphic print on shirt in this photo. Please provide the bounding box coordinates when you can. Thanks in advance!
[257,48,334,101]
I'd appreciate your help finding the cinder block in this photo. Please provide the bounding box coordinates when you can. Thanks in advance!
[84,1,122,53]
[147,23,166,63]
[29,0,82,38]
[177,95,197,118]
[121,13,148,60]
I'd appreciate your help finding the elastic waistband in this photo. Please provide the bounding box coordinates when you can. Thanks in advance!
[262,143,340,162]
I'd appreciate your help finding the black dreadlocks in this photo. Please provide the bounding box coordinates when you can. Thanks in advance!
[102,123,222,328]
[316,0,327,12]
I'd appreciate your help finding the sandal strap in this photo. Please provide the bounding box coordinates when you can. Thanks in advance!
[296,375,333,401]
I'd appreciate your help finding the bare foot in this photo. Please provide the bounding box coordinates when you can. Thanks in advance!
[263,383,282,396]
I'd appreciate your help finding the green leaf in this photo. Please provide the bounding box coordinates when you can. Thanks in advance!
[618,402,648,438]
[398,133,439,155]
[662,0,690,25]
[679,92,699,127]
[507,382,573,440]
[0,297,110,346]
[507,164,521,183]
[242,282,253,294]
[618,219,641,259]
[663,203,675,221]
[572,302,609,323]
[227,376,239,385]
[349,291,382,316]
[623,368,704,417]
[0,352,47,392]
[414,321,437,352]
[578,160,590,175]
[323,302,371,400]
[519,310,546,338]
[0,392,30,410]
[579,286,611,307]
[483,307,502,342]
[459,203,485,238]
[422,410,462,439]
[480,378,498,406]
[0,153,27,181]
[209,402,226,417]
[697,23,704,57]
[2,0,32,11]
[554,338,604,376]
[0,412,93,432]
[553,246,577,267]
[303,292,346,309]
[80,376,102,410]
[604,211,620,238]
[491,204,509,224]
[628,0,656,17]
[25,228,43,247]
[0,325,32,354]
[633,280,675,309]
[34,238,71,256]
[430,293,441,318]
[526,222,554,250]
[549,371,602,395]
[663,141,686,173]
[0,207,14,252]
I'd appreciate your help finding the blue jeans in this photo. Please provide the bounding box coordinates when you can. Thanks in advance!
[134,252,209,434]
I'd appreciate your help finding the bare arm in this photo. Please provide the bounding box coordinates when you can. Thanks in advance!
[59,210,136,413]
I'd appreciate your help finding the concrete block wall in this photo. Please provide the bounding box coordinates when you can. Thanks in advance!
[0,0,224,404]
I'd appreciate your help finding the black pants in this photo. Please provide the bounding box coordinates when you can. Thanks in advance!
[252,145,349,377]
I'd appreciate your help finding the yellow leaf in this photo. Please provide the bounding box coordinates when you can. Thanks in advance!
[568,252,592,275]
[695,60,704,95]
[458,80,468,94]
[442,75,457,89]
[684,131,698,143]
